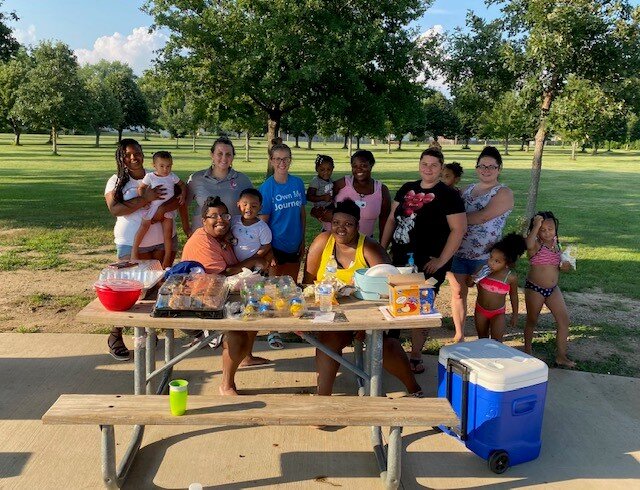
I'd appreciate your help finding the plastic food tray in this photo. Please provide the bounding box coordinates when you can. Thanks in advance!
[151,307,225,319]
[99,260,165,292]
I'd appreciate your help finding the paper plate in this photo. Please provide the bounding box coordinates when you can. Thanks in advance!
[364,264,400,277]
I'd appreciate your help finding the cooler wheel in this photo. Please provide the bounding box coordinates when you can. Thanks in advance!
[488,450,509,474]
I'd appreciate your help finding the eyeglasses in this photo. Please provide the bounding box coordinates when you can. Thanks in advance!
[476,164,500,171]
[205,213,231,221]
[272,157,291,164]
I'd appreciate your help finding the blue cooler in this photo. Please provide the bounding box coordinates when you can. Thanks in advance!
[437,339,548,473]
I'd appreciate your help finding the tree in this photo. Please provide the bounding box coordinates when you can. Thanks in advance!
[491,0,640,222]
[421,89,458,142]
[80,66,123,147]
[220,99,265,160]
[282,106,318,150]
[0,49,31,144]
[145,0,432,175]
[479,90,532,155]
[12,41,86,155]
[0,1,19,62]
[138,68,167,140]
[105,68,150,141]
[436,13,517,147]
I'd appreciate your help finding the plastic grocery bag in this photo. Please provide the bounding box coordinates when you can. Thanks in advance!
[560,245,577,271]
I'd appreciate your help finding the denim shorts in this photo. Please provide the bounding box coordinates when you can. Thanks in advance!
[450,256,486,276]
[116,235,179,260]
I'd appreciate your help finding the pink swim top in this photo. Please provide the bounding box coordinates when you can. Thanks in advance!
[530,241,561,267]
[478,271,511,295]
[334,175,383,237]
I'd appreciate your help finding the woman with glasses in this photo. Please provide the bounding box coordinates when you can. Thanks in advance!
[381,147,466,374]
[447,146,514,343]
[259,143,307,280]
[181,196,268,395]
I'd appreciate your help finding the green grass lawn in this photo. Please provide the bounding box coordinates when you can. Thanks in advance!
[0,132,639,299]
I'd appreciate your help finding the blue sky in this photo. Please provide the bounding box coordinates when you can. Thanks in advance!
[3,0,500,74]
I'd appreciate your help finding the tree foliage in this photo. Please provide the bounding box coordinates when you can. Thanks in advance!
[12,41,86,154]
[79,66,123,147]
[102,63,150,141]
[145,0,432,174]
[0,49,30,144]
[0,1,19,62]
[490,0,640,221]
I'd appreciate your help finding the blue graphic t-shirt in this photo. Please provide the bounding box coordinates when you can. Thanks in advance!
[259,175,307,253]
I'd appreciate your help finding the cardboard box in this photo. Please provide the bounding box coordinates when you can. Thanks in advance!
[387,273,436,317]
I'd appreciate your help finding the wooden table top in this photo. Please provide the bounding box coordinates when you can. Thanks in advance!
[77,297,441,332]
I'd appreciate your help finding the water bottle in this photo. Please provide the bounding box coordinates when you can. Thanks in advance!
[325,255,338,283]
[316,280,334,313]
[407,252,418,273]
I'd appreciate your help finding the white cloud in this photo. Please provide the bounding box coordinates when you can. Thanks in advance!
[14,24,37,45]
[75,26,168,75]
[417,25,450,95]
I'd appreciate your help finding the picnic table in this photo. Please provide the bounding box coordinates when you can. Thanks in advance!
[48,296,450,489]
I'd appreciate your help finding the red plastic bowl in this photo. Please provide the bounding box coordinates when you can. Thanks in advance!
[94,279,143,311]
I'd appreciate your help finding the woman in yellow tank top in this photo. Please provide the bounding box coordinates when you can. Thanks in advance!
[304,199,422,397]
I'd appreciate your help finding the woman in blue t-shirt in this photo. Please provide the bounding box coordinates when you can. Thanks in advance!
[259,143,307,281]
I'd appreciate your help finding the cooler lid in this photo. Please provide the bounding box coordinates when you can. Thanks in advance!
[438,339,548,392]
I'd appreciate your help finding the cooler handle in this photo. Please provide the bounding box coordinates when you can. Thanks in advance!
[512,395,537,416]
[446,358,469,441]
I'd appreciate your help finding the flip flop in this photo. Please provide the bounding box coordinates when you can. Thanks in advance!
[267,332,285,350]
[409,358,425,374]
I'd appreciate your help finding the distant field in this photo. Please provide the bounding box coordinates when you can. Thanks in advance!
[0,132,639,298]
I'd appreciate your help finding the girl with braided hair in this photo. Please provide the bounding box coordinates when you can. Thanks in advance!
[104,138,180,360]
[307,154,335,231]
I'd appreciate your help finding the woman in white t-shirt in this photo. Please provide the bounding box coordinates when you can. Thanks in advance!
[104,138,180,361]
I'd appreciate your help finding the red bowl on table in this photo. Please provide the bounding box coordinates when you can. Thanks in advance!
[94,279,143,311]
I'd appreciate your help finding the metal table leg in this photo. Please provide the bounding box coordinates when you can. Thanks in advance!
[367,330,402,490]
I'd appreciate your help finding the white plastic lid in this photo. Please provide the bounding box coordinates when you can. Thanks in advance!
[94,279,144,291]
[364,264,400,277]
[438,339,548,392]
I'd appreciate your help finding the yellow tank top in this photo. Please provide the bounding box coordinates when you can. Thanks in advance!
[317,233,368,285]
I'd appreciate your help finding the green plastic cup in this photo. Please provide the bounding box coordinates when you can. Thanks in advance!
[169,379,188,416]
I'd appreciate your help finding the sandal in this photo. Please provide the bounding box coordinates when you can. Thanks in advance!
[108,333,130,361]
[267,332,285,350]
[409,358,425,374]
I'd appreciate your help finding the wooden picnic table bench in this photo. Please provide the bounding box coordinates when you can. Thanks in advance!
[43,394,458,489]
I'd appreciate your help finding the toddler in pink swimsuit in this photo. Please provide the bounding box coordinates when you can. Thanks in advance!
[471,233,526,341]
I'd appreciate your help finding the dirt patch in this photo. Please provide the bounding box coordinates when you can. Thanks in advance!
[2,261,639,376]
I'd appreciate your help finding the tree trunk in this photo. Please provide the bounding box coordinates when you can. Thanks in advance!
[462,138,470,149]
[118,128,123,142]
[592,141,598,155]
[484,138,488,146]
[143,127,149,141]
[387,135,392,154]
[245,132,250,162]
[307,135,313,150]
[52,125,58,155]
[342,134,348,149]
[175,137,179,149]
[371,138,376,146]
[520,138,525,151]
[348,135,353,157]
[13,128,20,146]
[607,140,611,152]
[398,139,403,151]
[504,136,509,155]
[524,91,554,230]
[454,136,458,146]
[356,136,361,149]
[294,135,299,148]
[266,110,282,177]
[192,130,197,152]
[95,130,100,148]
